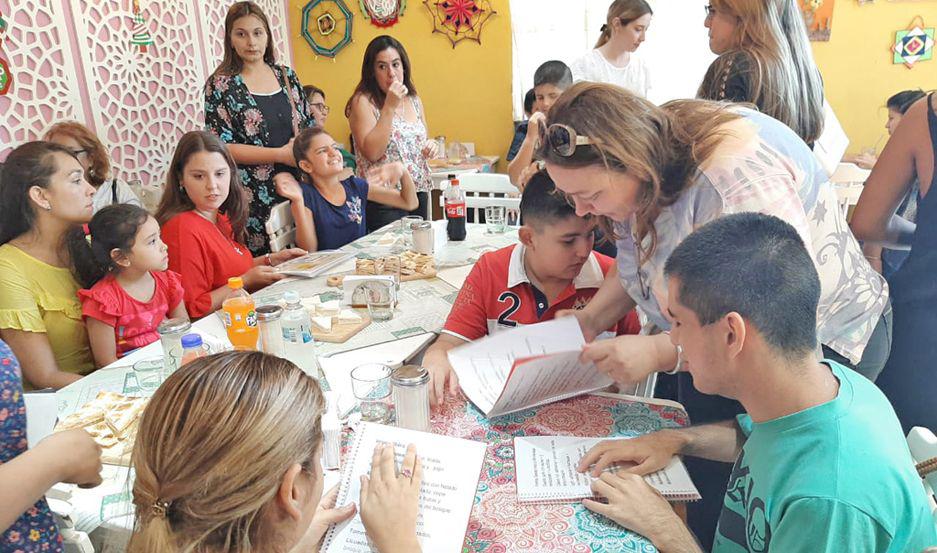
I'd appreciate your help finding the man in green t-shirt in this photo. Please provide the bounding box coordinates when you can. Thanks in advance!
[575,213,937,552]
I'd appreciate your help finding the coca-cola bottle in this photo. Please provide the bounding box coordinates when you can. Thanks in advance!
[444,176,467,241]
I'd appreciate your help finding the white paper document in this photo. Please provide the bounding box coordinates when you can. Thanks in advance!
[322,422,486,553]
[514,436,700,503]
[447,318,612,417]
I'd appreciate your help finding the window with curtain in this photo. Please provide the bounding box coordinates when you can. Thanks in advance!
[509,0,717,117]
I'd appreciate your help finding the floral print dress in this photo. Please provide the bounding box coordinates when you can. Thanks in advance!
[204,64,316,256]
[0,340,63,552]
[354,96,432,192]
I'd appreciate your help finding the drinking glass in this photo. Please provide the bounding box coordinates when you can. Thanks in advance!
[351,363,393,423]
[132,358,164,393]
[365,281,395,322]
[485,206,507,234]
[400,216,423,247]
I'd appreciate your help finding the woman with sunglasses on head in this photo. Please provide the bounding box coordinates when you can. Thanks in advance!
[541,82,889,549]
[346,35,438,231]
[697,0,824,148]
[204,1,316,257]
[128,351,422,553]
[570,0,653,98]
[45,121,143,213]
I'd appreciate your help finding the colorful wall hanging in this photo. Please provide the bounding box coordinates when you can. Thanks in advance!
[423,0,496,48]
[302,0,353,58]
[800,0,834,41]
[0,9,11,95]
[359,0,406,27]
[130,0,154,53]
[892,17,935,68]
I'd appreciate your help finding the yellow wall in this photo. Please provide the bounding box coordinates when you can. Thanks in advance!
[289,2,514,169]
[813,2,937,154]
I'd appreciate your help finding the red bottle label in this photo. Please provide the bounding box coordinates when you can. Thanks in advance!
[446,201,466,218]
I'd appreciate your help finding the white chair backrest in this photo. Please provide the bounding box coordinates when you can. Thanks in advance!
[907,426,937,525]
[265,200,296,253]
[440,173,521,223]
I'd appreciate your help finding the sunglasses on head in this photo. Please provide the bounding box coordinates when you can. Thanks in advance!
[539,123,600,157]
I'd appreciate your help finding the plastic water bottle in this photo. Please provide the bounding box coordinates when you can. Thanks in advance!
[445,176,466,241]
[281,291,321,378]
[221,277,258,350]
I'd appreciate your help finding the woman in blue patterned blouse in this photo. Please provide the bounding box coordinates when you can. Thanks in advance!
[0,339,103,551]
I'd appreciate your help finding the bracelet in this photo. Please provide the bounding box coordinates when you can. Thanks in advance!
[864,255,881,261]
[265,253,273,266]
[661,333,682,375]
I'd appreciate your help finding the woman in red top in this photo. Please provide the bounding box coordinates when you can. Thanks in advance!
[157,131,304,318]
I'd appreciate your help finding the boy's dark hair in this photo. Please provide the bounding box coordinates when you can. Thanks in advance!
[664,213,820,358]
[519,170,582,227]
[70,204,151,289]
[533,61,573,90]
[524,88,536,116]
[886,89,926,115]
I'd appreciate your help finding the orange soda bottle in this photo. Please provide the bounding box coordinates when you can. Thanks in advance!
[221,277,258,350]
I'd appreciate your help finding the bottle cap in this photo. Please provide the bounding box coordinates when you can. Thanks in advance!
[256,304,284,321]
[392,365,429,387]
[180,333,203,348]
[227,276,244,289]
[157,317,192,336]
[283,290,301,305]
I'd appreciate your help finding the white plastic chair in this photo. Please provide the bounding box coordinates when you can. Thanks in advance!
[830,163,870,221]
[908,426,937,525]
[265,201,297,253]
[439,173,521,224]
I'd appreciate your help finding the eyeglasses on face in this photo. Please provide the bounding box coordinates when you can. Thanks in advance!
[704,4,716,17]
[539,123,600,157]
[311,102,330,114]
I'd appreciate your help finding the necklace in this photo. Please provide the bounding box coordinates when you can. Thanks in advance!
[194,210,244,255]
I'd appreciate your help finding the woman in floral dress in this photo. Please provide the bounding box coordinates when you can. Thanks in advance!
[204,2,315,255]
[347,35,438,232]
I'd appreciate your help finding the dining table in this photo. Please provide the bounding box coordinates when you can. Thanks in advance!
[50,222,688,553]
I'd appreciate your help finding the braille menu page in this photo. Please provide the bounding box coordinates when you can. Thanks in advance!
[447,317,613,418]
[514,436,701,503]
[322,422,487,553]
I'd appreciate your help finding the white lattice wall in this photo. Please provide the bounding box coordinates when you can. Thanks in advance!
[0,0,293,187]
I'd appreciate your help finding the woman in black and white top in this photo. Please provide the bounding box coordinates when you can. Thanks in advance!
[45,121,142,213]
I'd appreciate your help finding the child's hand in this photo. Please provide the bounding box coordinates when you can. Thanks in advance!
[526,111,546,142]
[274,172,303,202]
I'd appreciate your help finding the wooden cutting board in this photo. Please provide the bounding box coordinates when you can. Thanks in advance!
[326,268,437,287]
[312,313,372,343]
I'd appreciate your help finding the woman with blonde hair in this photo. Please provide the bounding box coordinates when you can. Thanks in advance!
[128,351,422,553]
[697,0,824,146]
[570,0,653,98]
[539,82,889,547]
[45,121,143,212]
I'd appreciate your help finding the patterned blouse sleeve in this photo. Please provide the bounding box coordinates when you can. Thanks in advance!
[285,66,316,130]
[204,75,237,143]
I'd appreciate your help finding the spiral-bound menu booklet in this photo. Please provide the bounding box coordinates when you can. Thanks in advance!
[322,422,487,553]
[514,436,700,503]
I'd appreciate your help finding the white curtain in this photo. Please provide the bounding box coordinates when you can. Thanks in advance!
[509,0,717,116]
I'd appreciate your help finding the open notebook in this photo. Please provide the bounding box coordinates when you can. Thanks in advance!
[322,422,487,553]
[276,250,354,278]
[514,436,701,504]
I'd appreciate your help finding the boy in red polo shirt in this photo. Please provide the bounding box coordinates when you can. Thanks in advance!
[425,171,640,405]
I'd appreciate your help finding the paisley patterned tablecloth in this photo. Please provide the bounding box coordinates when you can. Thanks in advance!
[425,392,689,553]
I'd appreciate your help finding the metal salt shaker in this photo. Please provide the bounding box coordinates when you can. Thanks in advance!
[392,365,431,432]
[256,305,285,358]
[412,221,434,255]
[157,317,192,377]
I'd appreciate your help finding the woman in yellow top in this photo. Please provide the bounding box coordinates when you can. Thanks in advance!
[0,141,97,389]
